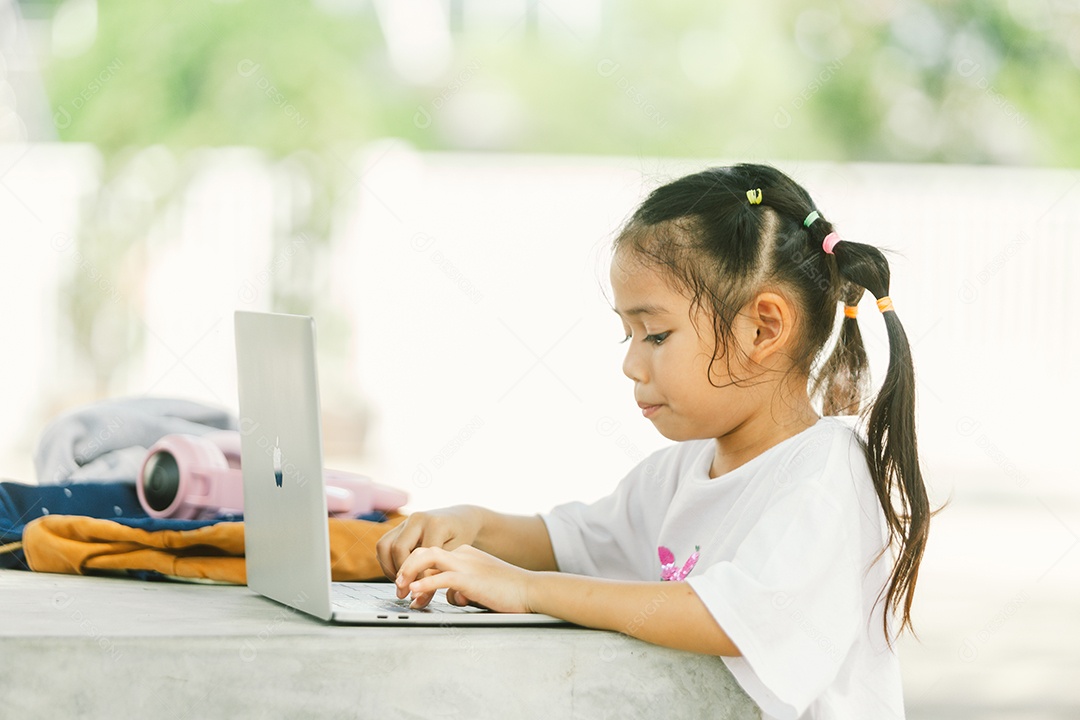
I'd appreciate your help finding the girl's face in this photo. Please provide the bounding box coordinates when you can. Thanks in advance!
[610,249,760,442]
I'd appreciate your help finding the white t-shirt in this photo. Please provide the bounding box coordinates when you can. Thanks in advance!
[541,416,906,720]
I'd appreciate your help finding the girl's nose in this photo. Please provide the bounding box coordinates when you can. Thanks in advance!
[622,344,647,383]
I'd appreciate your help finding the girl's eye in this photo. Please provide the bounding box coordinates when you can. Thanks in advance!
[620,331,671,345]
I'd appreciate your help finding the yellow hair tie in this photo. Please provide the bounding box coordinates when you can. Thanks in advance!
[746,188,762,205]
[876,296,895,313]
[844,305,858,319]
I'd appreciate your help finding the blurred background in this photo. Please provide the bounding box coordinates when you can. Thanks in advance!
[1,0,1078,717]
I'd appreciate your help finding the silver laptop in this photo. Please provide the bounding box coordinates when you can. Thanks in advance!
[234,310,567,625]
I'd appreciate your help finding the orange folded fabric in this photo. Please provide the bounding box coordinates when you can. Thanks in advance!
[22,512,407,585]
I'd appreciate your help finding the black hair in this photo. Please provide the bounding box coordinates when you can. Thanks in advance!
[614,163,932,644]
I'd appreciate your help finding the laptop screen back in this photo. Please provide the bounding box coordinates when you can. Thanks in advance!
[235,310,333,620]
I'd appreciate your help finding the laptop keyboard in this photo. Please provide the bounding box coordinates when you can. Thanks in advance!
[331,582,476,614]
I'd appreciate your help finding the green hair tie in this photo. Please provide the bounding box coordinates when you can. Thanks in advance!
[803,210,820,228]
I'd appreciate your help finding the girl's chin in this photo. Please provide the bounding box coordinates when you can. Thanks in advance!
[651,420,692,443]
[650,417,719,443]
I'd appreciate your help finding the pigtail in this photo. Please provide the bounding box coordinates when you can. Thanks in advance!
[828,238,930,645]
[810,281,871,416]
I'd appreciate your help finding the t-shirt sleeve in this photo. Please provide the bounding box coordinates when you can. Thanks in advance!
[685,431,872,719]
[540,447,678,581]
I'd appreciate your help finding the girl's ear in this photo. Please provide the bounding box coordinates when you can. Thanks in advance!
[745,292,796,364]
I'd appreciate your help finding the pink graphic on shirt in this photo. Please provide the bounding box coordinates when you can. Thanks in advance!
[658,545,700,581]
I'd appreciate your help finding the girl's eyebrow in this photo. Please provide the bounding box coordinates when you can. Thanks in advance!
[613,304,669,317]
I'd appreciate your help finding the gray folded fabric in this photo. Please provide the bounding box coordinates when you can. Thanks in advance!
[34,397,238,485]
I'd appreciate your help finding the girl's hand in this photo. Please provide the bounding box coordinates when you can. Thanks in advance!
[375,505,484,579]
[395,544,534,613]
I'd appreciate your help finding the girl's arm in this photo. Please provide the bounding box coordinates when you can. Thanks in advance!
[528,571,741,657]
[473,507,559,572]
[396,545,741,657]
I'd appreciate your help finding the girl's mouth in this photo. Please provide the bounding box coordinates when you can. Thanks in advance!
[638,403,662,418]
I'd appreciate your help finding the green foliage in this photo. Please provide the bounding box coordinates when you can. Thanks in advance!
[40,0,1080,166]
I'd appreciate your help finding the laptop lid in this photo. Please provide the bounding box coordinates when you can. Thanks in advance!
[235,310,334,621]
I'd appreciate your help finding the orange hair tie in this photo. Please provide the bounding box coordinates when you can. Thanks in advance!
[844,305,858,319]
[876,296,895,313]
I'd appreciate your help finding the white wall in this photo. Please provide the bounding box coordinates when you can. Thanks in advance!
[2,144,1076,520]
[338,150,1080,514]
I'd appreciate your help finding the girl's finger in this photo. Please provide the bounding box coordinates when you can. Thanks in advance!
[395,546,453,594]
[405,568,442,606]
[409,590,436,609]
[445,588,468,606]
[447,588,490,611]
[388,521,427,576]
[376,523,412,579]
[409,570,461,597]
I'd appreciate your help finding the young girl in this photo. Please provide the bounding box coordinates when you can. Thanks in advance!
[377,163,929,719]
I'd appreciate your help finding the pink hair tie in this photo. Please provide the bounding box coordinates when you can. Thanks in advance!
[822,232,842,255]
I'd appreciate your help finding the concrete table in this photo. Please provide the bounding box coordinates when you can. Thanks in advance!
[0,569,760,719]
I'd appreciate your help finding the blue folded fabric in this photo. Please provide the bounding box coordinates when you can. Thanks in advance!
[0,480,388,571]
[1,481,143,541]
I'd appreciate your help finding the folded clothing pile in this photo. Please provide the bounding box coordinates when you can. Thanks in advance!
[1,396,404,584]
[1,480,403,583]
